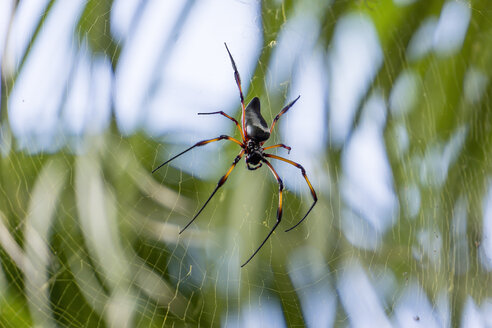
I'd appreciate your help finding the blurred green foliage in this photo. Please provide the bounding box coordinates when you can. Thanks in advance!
[1,0,492,326]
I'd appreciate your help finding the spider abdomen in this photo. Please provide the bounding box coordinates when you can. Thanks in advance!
[245,97,270,142]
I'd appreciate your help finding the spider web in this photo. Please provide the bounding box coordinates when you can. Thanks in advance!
[1,0,492,327]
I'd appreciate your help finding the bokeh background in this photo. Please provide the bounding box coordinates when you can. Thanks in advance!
[1,0,492,327]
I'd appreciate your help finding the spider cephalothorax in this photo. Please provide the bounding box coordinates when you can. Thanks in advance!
[152,43,317,267]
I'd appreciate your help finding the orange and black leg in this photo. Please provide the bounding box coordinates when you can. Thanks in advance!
[269,95,301,134]
[246,162,262,170]
[263,144,292,154]
[241,159,284,267]
[152,135,243,173]
[180,150,245,234]
[198,111,245,142]
[264,154,317,232]
[224,43,247,136]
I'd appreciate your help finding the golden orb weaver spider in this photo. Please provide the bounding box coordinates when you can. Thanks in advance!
[153,43,317,267]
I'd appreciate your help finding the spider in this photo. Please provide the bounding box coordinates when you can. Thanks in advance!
[152,43,317,267]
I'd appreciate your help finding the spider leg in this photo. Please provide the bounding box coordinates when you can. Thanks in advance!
[264,154,317,232]
[263,144,291,154]
[198,111,245,142]
[241,159,283,267]
[268,95,301,135]
[152,135,243,173]
[180,149,245,234]
[246,162,262,170]
[224,43,247,137]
